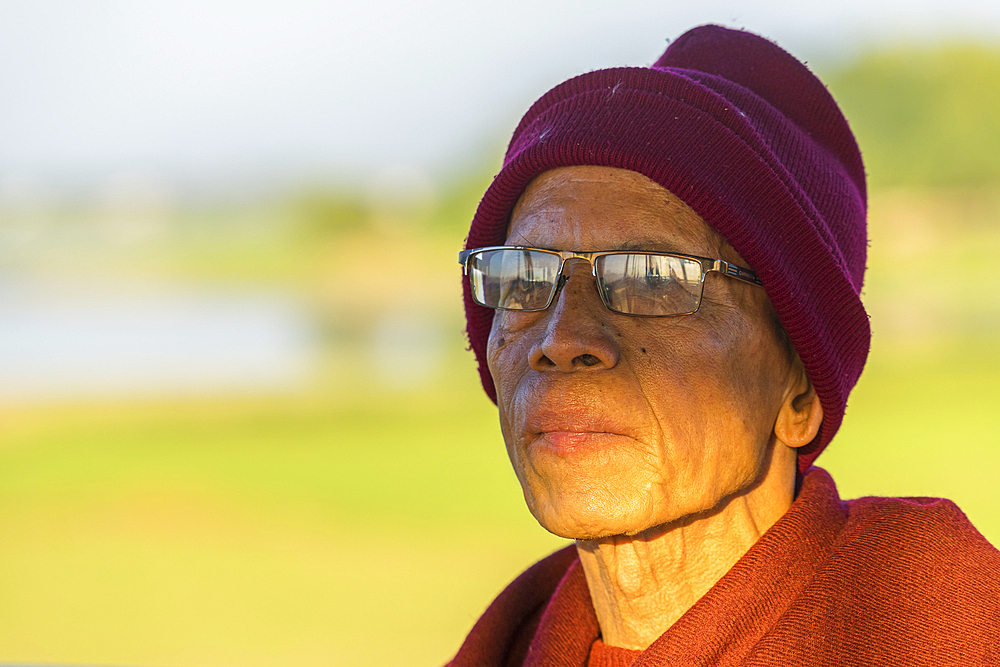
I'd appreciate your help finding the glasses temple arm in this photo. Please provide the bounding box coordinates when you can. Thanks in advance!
[712,259,763,286]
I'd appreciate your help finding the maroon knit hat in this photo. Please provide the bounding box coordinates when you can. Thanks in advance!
[462,25,869,473]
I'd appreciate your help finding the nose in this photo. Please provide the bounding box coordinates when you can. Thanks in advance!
[528,260,620,372]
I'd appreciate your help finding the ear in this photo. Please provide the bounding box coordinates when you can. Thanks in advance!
[774,359,824,449]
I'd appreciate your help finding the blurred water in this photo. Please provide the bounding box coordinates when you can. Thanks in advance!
[0,277,316,401]
[371,307,447,389]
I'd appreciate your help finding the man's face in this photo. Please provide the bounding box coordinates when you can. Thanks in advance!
[487,166,798,540]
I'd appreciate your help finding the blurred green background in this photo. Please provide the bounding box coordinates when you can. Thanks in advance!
[2,9,1000,667]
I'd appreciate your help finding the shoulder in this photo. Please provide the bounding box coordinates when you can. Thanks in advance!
[444,545,577,667]
[842,494,1000,568]
[812,494,1000,660]
[761,488,1000,663]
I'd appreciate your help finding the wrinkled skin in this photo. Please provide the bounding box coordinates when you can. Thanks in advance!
[487,166,810,540]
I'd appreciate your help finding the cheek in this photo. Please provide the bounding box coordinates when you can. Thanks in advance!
[486,318,529,453]
[485,322,511,402]
[485,312,538,403]
[632,320,716,401]
[485,323,544,511]
[633,315,784,457]
[715,316,790,426]
[702,322,789,455]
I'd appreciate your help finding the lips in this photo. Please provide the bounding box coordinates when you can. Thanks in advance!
[526,412,624,438]
[508,375,642,455]
[531,430,635,457]
[523,405,637,456]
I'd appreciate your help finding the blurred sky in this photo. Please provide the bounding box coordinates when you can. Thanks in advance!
[3,0,1000,201]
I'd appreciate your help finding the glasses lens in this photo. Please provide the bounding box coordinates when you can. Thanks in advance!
[468,248,562,310]
[596,253,704,315]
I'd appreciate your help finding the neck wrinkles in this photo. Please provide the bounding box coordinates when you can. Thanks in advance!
[576,459,796,650]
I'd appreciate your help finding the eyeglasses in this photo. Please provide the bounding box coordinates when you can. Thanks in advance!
[459,246,763,317]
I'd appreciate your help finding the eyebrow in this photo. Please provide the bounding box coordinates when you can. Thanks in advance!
[613,240,682,253]
[509,240,690,254]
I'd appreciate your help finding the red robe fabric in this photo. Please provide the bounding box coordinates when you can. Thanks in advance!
[446,468,1000,666]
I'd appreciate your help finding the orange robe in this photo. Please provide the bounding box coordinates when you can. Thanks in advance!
[446,468,1000,666]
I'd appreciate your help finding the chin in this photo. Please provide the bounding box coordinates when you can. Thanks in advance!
[527,490,667,541]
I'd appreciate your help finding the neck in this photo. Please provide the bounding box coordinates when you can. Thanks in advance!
[575,448,796,650]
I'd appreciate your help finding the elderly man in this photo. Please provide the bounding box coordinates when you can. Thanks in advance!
[447,25,999,667]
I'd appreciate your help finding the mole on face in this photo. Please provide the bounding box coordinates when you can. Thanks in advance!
[496,337,506,348]
[641,347,647,354]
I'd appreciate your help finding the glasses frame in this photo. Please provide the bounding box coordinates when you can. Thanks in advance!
[459,245,763,317]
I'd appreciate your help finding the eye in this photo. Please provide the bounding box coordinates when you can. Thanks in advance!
[500,275,555,310]
[643,267,672,288]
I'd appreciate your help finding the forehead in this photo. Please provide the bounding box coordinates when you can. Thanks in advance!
[506,166,722,254]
